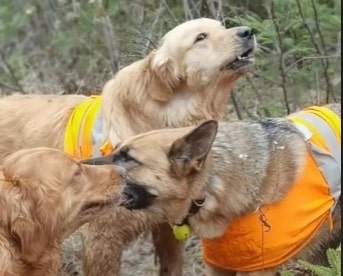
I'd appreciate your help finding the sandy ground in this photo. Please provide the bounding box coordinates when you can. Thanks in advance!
[60,228,340,276]
[60,229,204,276]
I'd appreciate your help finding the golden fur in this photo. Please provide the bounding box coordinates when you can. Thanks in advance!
[89,104,341,275]
[0,147,123,276]
[0,18,256,275]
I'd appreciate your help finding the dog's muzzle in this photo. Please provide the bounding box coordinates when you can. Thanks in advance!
[81,154,114,165]
[119,182,157,210]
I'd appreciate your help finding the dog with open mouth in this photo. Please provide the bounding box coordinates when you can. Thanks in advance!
[0,17,256,276]
[87,103,341,275]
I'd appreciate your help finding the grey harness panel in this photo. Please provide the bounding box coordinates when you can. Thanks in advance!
[291,109,341,210]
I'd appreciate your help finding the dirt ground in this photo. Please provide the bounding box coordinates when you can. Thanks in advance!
[60,228,205,276]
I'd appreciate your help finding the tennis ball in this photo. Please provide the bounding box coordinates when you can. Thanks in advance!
[173,224,191,241]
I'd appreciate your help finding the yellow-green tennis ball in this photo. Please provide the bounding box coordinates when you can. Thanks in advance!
[173,224,191,241]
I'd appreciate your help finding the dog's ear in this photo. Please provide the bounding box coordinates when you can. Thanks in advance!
[149,50,181,102]
[11,215,48,263]
[168,120,218,176]
[8,178,51,263]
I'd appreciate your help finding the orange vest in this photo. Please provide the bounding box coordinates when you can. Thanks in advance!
[63,96,114,159]
[202,106,341,272]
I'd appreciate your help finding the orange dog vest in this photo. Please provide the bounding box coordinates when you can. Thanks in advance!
[202,106,341,272]
[64,95,114,159]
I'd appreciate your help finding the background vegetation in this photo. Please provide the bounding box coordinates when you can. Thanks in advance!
[0,1,340,275]
[0,0,341,118]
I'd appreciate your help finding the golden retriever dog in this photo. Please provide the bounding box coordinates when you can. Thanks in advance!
[0,147,123,276]
[0,18,256,275]
[89,104,341,275]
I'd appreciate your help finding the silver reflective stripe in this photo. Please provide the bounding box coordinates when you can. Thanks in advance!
[292,110,341,210]
[310,144,341,205]
[293,123,312,141]
[298,112,341,171]
[91,110,104,158]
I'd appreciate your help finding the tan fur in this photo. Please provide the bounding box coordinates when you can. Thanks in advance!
[0,19,255,157]
[0,148,122,276]
[0,18,256,275]
[93,104,341,275]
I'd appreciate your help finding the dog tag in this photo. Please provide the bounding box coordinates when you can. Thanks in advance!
[173,224,191,241]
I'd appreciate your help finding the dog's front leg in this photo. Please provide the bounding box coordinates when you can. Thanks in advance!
[152,223,185,276]
[81,212,124,276]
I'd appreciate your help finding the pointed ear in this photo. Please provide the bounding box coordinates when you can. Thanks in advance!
[149,50,181,102]
[168,120,218,177]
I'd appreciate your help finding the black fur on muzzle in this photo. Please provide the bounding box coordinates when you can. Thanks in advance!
[119,182,157,210]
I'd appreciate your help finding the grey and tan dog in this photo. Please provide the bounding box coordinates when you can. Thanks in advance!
[0,18,256,276]
[85,103,341,275]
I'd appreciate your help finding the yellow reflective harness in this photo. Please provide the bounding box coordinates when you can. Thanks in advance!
[64,96,114,159]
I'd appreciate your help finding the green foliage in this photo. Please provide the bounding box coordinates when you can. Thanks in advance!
[281,247,341,276]
[299,248,341,276]
[280,270,295,276]
[225,0,340,117]
[0,0,341,114]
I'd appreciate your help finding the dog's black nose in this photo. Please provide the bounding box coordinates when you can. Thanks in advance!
[119,182,156,210]
[236,27,254,39]
[121,189,137,208]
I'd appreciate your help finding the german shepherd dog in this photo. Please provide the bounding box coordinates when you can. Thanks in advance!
[85,103,341,275]
[0,18,256,276]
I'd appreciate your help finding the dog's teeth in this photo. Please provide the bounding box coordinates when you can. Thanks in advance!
[237,55,249,60]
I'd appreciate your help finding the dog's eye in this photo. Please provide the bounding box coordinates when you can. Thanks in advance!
[112,147,138,164]
[194,33,207,43]
[121,152,136,163]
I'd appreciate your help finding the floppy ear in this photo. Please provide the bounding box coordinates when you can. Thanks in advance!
[149,50,181,102]
[8,178,51,263]
[11,216,47,262]
[168,120,218,177]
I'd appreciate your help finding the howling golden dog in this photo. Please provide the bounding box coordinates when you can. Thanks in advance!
[88,104,341,275]
[0,148,123,276]
[0,18,256,275]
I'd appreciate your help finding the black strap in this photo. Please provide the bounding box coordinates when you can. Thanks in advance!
[176,198,206,226]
